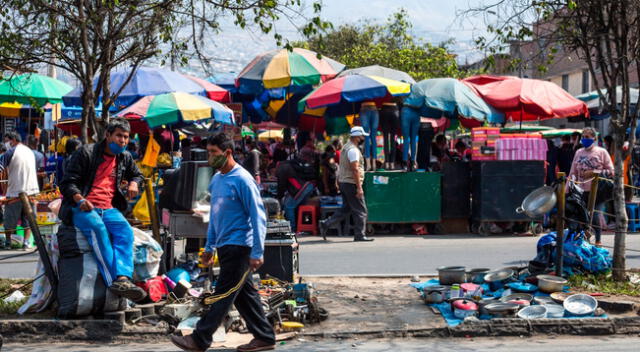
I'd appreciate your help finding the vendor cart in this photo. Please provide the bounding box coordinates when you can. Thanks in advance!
[471,160,545,235]
[363,171,441,233]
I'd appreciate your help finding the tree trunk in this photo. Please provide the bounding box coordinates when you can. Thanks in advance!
[612,135,628,281]
[81,81,95,144]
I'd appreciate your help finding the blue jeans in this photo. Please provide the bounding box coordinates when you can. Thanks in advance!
[72,207,134,286]
[360,108,379,158]
[401,107,420,162]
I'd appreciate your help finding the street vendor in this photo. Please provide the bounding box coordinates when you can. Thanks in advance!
[170,132,275,352]
[568,127,614,247]
[59,119,147,301]
[319,127,374,242]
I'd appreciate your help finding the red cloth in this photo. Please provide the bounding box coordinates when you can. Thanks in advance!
[136,276,169,303]
[85,155,116,209]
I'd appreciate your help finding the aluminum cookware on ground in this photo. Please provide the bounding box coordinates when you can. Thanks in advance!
[451,298,478,319]
[516,185,557,218]
[533,296,556,306]
[466,268,490,284]
[537,274,568,293]
[422,285,448,304]
[438,266,466,285]
[484,302,520,318]
[550,292,570,304]
[564,294,598,316]
[545,304,565,318]
[484,268,515,290]
[517,305,548,319]
[500,293,534,307]
[478,298,499,315]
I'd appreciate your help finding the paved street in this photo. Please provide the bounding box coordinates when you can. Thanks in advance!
[1,232,640,278]
[4,336,640,351]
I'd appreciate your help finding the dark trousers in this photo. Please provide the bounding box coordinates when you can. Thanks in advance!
[417,123,434,170]
[325,182,367,238]
[193,245,275,349]
[382,131,397,164]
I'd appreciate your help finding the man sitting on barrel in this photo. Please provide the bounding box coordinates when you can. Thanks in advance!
[60,118,146,301]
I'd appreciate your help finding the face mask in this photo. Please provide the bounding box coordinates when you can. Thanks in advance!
[108,142,126,155]
[208,154,228,170]
[581,138,595,149]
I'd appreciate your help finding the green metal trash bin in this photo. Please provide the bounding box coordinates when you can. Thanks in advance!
[363,171,441,223]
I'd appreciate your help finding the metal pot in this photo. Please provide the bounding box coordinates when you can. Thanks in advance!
[438,266,466,285]
[516,186,557,218]
[478,298,499,315]
[466,268,490,284]
[451,298,478,319]
[484,268,515,290]
[537,275,568,294]
[423,285,448,304]
[484,302,520,318]
[500,293,534,307]
[564,294,598,316]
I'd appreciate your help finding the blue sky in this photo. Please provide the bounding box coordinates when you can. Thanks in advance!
[195,0,489,75]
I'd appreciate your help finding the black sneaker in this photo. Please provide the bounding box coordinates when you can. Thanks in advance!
[109,278,147,302]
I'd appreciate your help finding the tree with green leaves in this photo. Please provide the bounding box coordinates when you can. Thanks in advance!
[0,0,329,141]
[467,0,640,281]
[294,9,467,81]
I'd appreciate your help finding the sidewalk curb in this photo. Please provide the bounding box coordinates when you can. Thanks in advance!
[300,316,640,339]
[1,316,639,343]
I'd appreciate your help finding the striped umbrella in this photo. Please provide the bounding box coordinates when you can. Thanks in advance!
[236,48,345,94]
[298,74,411,116]
[183,74,230,103]
[143,92,234,128]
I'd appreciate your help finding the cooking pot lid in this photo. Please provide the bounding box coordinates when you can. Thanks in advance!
[485,302,519,312]
[453,299,478,310]
[460,283,480,292]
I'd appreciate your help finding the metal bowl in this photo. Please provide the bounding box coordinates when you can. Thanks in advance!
[516,186,557,218]
[537,275,568,293]
[517,305,548,319]
[533,296,555,306]
[466,268,491,284]
[484,302,520,317]
[484,269,515,290]
[500,293,534,305]
[550,292,570,304]
[545,304,565,318]
[564,294,598,316]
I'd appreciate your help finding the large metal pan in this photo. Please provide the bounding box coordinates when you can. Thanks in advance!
[515,186,557,218]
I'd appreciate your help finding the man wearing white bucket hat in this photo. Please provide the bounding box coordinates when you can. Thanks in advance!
[319,126,374,242]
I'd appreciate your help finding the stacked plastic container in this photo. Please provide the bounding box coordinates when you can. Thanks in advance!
[471,127,501,160]
[496,133,548,161]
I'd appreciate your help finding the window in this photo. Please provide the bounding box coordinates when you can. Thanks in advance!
[582,70,590,93]
[562,74,569,91]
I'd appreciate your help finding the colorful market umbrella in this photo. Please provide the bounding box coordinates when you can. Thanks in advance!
[501,124,554,133]
[0,73,73,106]
[208,72,238,92]
[183,74,230,103]
[462,75,589,121]
[63,67,207,110]
[298,74,411,116]
[258,129,283,141]
[403,78,504,125]
[540,128,583,138]
[236,48,345,94]
[338,65,416,84]
[143,92,234,129]
[575,86,639,120]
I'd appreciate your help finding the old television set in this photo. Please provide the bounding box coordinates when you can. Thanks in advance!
[159,161,213,211]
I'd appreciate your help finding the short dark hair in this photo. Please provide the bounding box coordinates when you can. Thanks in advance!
[561,135,571,142]
[435,134,446,144]
[571,131,581,138]
[4,132,21,142]
[455,141,466,150]
[106,118,131,134]
[65,138,82,156]
[207,132,235,152]
[26,134,37,147]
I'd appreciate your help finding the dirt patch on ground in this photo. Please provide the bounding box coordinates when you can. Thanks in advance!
[302,276,445,335]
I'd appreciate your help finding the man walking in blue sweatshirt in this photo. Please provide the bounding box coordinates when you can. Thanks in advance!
[171,133,275,352]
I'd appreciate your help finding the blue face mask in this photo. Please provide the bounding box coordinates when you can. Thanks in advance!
[581,138,595,148]
[109,141,126,155]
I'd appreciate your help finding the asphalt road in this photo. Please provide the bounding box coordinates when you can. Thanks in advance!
[1,232,640,278]
[4,336,640,351]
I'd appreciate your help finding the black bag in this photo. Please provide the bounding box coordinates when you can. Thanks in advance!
[56,225,126,318]
[596,177,614,204]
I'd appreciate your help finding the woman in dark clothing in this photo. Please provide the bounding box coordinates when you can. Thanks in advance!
[320,145,338,196]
